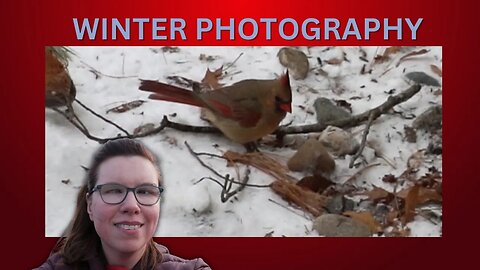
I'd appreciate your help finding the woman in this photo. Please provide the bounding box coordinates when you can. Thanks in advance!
[36,138,211,270]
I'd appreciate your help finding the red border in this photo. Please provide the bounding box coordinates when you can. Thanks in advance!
[2,0,479,268]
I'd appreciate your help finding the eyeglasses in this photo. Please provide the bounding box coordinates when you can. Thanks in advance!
[89,183,164,206]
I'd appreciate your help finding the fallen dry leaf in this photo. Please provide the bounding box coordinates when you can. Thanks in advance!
[365,186,394,204]
[201,66,224,89]
[343,211,382,233]
[325,58,343,65]
[383,46,402,57]
[396,49,430,67]
[430,64,442,77]
[402,184,420,224]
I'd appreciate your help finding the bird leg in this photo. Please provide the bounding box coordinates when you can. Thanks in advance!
[243,142,259,152]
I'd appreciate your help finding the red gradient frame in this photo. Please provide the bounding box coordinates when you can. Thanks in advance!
[2,0,478,269]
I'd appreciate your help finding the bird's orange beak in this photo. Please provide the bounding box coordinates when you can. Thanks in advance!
[280,103,292,113]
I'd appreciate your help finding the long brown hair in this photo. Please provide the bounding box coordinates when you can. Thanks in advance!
[56,138,162,269]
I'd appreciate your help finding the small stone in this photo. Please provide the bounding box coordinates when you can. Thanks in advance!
[277,47,309,80]
[412,105,442,133]
[313,214,372,237]
[319,126,359,156]
[314,98,351,125]
[405,71,441,86]
[326,195,355,214]
[287,139,335,175]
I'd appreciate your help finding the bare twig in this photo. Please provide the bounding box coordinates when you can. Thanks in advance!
[275,84,422,137]
[223,52,244,72]
[343,163,382,185]
[52,107,113,143]
[349,111,376,168]
[75,99,130,136]
[57,85,422,147]
[185,142,270,202]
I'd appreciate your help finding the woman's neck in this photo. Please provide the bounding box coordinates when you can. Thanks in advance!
[102,244,146,269]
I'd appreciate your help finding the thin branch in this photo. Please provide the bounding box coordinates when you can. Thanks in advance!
[74,99,130,136]
[275,84,422,137]
[349,111,375,168]
[223,52,244,72]
[185,142,271,202]
[343,163,382,185]
[52,107,112,143]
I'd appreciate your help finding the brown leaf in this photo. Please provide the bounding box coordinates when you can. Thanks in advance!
[325,58,343,65]
[382,174,398,183]
[418,187,442,204]
[396,49,430,67]
[201,66,224,89]
[430,65,442,77]
[373,47,402,64]
[374,54,389,64]
[386,210,400,225]
[397,185,442,204]
[383,46,402,57]
[343,211,382,233]
[365,186,394,204]
[402,184,420,224]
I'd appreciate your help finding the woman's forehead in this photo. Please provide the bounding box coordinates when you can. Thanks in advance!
[96,156,159,185]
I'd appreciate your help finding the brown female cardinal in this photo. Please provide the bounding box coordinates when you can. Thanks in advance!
[139,72,292,147]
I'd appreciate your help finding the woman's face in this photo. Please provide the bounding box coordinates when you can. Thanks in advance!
[87,155,160,259]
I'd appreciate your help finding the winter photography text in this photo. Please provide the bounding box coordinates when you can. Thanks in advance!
[72,17,424,41]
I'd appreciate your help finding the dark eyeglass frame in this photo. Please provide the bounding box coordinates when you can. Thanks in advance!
[89,183,164,206]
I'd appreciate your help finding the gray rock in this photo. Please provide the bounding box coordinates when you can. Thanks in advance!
[326,195,355,214]
[405,71,441,86]
[313,214,372,237]
[412,105,442,133]
[319,126,359,156]
[314,98,351,124]
[277,47,309,80]
[287,138,335,175]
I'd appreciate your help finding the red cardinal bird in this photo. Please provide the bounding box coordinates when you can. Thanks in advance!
[139,72,292,146]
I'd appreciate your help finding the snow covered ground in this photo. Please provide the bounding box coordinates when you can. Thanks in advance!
[45,46,442,237]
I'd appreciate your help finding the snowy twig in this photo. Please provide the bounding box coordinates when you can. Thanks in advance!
[275,84,422,138]
[52,107,111,143]
[75,99,130,136]
[185,142,270,202]
[343,163,382,185]
[51,98,132,143]
[223,52,244,72]
[60,83,422,148]
[349,111,375,168]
